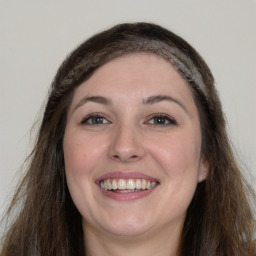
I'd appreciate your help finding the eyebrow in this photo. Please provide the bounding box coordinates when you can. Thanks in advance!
[72,96,112,113]
[71,94,188,114]
[143,95,188,113]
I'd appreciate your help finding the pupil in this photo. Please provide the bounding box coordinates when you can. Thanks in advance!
[93,117,103,124]
[155,117,165,124]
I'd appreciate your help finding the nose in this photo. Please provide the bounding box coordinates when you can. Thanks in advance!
[108,124,146,163]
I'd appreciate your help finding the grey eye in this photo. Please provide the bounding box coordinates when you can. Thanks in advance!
[147,115,177,126]
[81,115,109,125]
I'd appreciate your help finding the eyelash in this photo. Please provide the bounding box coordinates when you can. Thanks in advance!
[80,113,177,126]
[145,114,177,126]
[81,114,110,125]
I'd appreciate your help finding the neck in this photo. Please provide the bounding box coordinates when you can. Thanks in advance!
[83,222,182,256]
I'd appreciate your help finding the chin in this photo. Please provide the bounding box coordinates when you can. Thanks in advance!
[85,210,154,238]
[102,220,152,238]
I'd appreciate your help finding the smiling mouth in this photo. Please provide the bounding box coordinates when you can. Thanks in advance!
[100,178,159,193]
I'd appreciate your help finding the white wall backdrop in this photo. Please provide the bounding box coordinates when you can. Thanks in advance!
[0,0,255,219]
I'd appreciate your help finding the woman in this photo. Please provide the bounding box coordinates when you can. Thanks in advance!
[1,22,255,256]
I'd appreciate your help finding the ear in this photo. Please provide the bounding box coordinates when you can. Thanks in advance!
[198,158,209,183]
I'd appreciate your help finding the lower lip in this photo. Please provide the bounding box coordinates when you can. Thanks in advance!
[100,187,157,201]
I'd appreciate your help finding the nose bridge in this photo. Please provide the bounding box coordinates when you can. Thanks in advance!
[109,120,145,162]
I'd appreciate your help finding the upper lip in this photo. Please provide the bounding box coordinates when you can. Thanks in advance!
[96,171,159,183]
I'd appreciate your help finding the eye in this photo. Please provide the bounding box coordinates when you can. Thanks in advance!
[81,114,110,125]
[146,114,177,126]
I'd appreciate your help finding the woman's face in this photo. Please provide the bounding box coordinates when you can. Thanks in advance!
[63,53,208,239]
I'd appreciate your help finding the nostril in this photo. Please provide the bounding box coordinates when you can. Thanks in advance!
[111,154,139,161]
[112,154,137,158]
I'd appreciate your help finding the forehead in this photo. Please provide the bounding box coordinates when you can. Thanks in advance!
[76,53,189,92]
[70,53,197,114]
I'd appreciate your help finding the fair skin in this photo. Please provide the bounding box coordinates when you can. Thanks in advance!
[63,53,208,256]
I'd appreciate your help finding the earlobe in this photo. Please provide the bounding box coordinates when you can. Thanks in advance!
[198,158,209,183]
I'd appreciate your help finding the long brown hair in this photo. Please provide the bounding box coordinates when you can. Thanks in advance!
[1,22,255,256]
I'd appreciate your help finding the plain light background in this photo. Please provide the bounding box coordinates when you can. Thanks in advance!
[0,0,255,219]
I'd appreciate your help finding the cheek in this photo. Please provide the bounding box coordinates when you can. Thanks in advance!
[144,132,202,222]
[148,131,201,178]
[63,132,104,177]
[159,134,201,205]
[64,140,88,177]
[62,133,101,211]
[63,137,90,199]
[63,132,105,215]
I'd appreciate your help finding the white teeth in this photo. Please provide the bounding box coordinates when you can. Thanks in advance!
[100,178,158,191]
[151,181,157,188]
[135,179,142,189]
[141,179,146,190]
[112,179,118,190]
[127,179,135,189]
[107,179,112,190]
[104,180,108,190]
[119,189,136,193]
[117,179,126,190]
